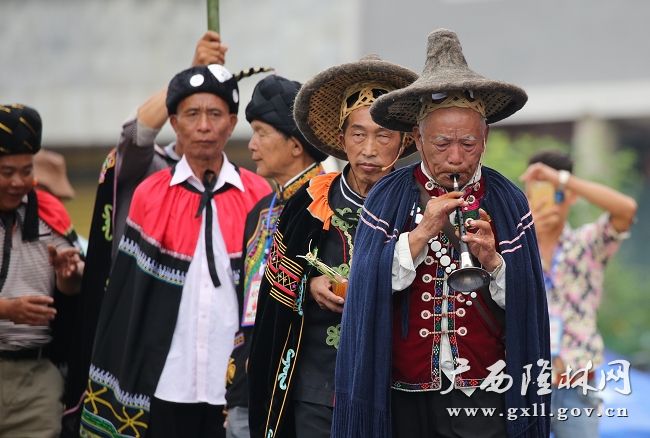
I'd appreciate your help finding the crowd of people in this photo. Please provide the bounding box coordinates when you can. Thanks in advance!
[0,27,637,438]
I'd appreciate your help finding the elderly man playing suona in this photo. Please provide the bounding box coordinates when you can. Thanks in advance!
[224,74,327,438]
[333,29,550,438]
[0,104,84,438]
[247,56,418,438]
[80,65,270,438]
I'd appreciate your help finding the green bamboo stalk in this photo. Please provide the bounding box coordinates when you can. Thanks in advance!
[207,0,220,33]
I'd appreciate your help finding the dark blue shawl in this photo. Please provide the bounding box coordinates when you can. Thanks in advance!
[332,164,550,438]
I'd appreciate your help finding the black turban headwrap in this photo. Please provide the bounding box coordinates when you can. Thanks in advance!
[166,64,239,115]
[246,75,327,162]
[0,104,42,156]
[0,104,43,240]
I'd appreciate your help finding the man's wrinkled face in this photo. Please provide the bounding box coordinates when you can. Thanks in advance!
[0,154,34,212]
[413,106,488,190]
[170,93,237,163]
[247,120,296,183]
[340,106,402,189]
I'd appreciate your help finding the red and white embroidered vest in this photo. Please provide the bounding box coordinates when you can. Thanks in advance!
[391,167,505,391]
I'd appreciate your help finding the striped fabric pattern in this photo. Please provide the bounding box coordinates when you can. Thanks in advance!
[0,207,73,350]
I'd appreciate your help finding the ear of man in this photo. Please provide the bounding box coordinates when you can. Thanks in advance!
[169,114,179,132]
[290,136,304,158]
[412,125,423,153]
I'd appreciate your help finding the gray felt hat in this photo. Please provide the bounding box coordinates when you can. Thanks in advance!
[293,55,418,160]
[371,29,528,131]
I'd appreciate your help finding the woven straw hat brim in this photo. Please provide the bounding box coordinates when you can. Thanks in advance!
[370,29,528,131]
[293,57,419,161]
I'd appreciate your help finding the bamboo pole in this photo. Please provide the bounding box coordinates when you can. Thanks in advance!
[207,0,219,33]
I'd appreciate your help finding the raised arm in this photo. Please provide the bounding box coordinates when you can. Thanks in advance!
[521,162,637,232]
[116,31,229,184]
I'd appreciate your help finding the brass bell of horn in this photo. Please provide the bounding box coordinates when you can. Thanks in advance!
[446,174,491,293]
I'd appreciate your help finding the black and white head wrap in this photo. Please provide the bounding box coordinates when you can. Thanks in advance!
[166,64,240,115]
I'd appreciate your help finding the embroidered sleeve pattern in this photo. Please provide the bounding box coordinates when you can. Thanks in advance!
[265,230,304,310]
[119,218,191,286]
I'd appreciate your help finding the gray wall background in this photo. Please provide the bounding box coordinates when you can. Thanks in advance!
[1,0,359,145]
[2,0,650,142]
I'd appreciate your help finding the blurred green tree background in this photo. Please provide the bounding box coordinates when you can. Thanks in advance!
[483,130,650,369]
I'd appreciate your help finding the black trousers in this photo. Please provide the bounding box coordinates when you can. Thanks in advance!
[293,400,332,438]
[391,377,506,438]
[148,397,226,438]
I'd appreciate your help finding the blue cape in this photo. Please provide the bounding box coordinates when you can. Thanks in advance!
[332,164,550,438]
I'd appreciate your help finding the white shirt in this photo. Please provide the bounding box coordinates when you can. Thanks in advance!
[154,154,243,405]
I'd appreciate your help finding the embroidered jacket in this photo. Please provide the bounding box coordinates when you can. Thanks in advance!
[247,169,364,438]
[225,162,324,409]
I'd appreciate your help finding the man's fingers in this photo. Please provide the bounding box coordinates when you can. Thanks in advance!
[440,190,464,199]
[51,248,81,274]
[467,218,492,234]
[57,247,80,257]
[24,318,51,326]
[25,295,54,305]
[6,296,55,325]
[317,290,344,313]
[195,49,226,66]
[48,245,81,263]
[27,302,56,316]
[26,312,55,323]
[478,208,491,222]
[324,290,344,306]
[202,30,222,42]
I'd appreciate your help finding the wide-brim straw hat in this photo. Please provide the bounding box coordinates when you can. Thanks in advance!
[371,29,528,131]
[293,55,419,160]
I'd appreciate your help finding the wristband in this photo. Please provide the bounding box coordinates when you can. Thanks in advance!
[557,170,571,190]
